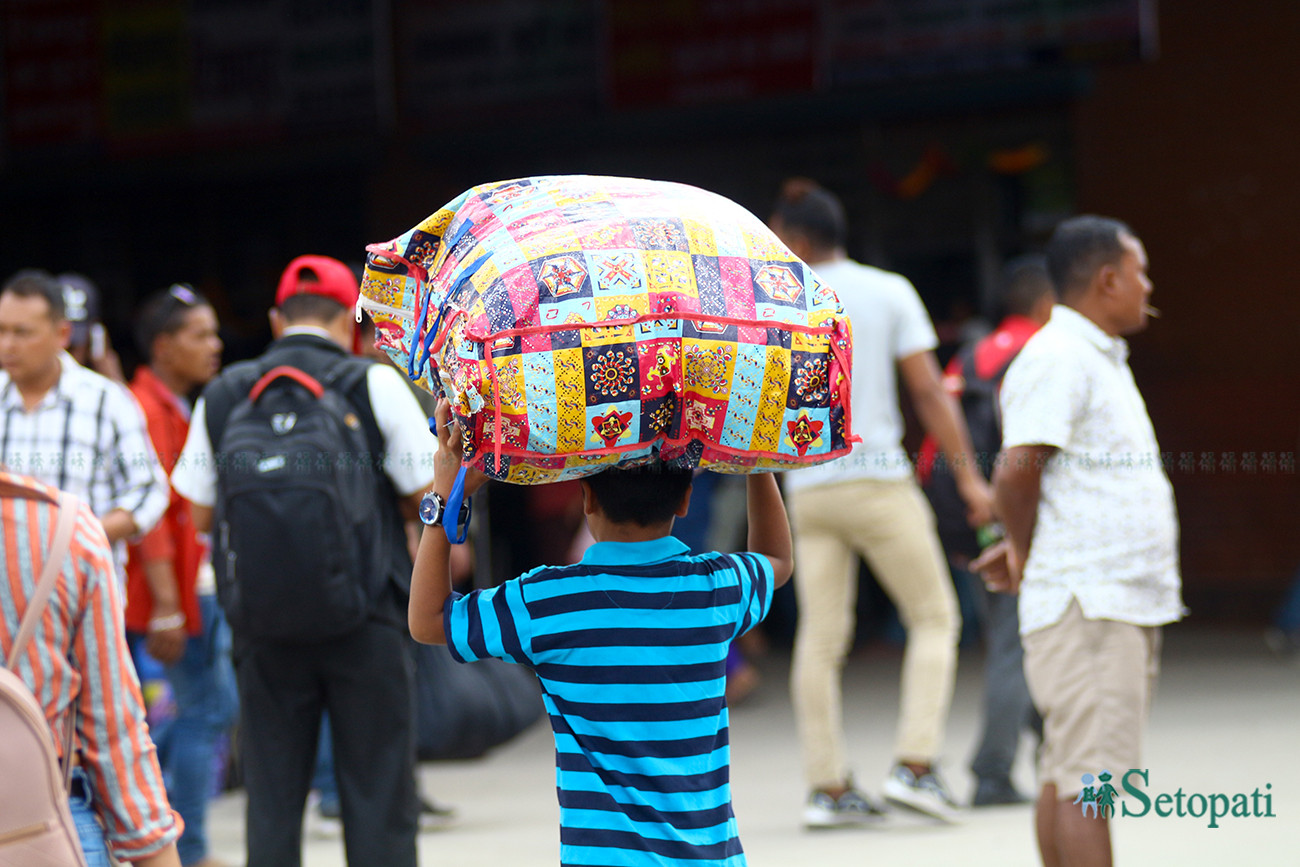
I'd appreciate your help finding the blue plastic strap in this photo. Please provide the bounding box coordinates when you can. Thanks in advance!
[444,466,471,545]
[447,254,488,304]
[442,218,475,253]
[411,254,490,384]
[405,218,474,381]
[407,280,436,380]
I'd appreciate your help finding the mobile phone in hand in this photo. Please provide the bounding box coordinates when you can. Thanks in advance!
[90,323,107,360]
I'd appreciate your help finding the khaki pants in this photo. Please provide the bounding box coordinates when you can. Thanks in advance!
[789,477,959,790]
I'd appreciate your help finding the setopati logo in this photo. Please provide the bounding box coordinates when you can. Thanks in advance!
[1076,769,1275,829]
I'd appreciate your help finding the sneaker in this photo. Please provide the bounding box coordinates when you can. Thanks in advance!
[306,792,342,839]
[802,787,888,829]
[882,764,963,823]
[418,795,457,831]
[971,777,1031,808]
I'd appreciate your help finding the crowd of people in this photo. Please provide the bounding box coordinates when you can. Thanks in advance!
[0,179,1180,867]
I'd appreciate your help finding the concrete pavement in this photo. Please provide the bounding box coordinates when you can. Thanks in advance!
[205,627,1300,866]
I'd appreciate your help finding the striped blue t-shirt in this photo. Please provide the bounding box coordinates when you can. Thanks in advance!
[444,535,775,867]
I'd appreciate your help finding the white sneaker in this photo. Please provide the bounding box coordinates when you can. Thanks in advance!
[881,764,963,823]
[418,796,457,832]
[802,787,888,829]
[304,792,342,839]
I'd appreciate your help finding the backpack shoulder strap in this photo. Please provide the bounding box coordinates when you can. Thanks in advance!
[320,356,374,395]
[989,346,1019,384]
[322,358,385,456]
[3,488,81,795]
[957,343,991,394]
[203,359,265,448]
[963,332,1022,392]
[5,489,81,789]
[6,491,80,672]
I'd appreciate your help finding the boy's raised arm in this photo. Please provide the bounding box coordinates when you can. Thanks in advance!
[746,473,793,587]
[409,399,487,645]
[410,522,453,645]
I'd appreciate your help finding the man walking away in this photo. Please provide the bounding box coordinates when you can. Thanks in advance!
[173,255,437,867]
[769,179,993,827]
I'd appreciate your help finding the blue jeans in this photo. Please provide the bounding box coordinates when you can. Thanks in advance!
[313,714,339,813]
[1275,565,1300,633]
[69,768,114,867]
[132,595,239,865]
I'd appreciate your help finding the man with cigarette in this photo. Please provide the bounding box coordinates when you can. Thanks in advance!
[973,215,1182,867]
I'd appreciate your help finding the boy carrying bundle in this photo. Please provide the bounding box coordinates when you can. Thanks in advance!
[409,399,793,867]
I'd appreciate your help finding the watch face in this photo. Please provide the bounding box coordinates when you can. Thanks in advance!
[419,492,442,525]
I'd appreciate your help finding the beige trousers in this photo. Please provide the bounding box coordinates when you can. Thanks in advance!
[788,477,960,790]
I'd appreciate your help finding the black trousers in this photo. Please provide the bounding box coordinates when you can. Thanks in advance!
[234,620,418,867]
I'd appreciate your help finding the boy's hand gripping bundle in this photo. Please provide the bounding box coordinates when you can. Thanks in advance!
[360,175,855,484]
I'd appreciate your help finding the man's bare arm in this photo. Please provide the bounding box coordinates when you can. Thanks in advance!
[141,558,187,665]
[973,444,1055,593]
[190,503,213,534]
[100,508,138,544]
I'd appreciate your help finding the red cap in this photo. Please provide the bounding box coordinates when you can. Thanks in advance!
[275,255,362,353]
[275,255,359,310]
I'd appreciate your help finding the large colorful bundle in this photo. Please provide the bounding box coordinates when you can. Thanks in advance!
[359,175,854,484]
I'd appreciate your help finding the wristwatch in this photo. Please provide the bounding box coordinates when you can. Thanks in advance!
[418,491,471,528]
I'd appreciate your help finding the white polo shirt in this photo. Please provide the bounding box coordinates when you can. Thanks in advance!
[783,258,938,492]
[172,330,437,507]
[1000,305,1183,635]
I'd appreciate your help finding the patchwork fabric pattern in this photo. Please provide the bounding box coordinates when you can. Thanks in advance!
[361,175,855,484]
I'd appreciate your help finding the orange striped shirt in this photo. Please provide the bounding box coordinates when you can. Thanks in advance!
[0,471,182,860]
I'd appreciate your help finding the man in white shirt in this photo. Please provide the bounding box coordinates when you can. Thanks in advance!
[769,180,994,827]
[975,215,1182,867]
[0,269,169,576]
[173,256,436,867]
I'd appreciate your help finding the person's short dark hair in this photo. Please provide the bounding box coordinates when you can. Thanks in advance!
[276,266,346,323]
[279,292,348,324]
[770,178,848,252]
[1046,215,1133,300]
[2,269,65,320]
[583,464,695,527]
[134,283,212,361]
[1000,254,1054,318]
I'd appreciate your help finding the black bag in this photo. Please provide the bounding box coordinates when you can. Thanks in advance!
[411,641,544,761]
[925,343,1013,559]
[212,360,383,643]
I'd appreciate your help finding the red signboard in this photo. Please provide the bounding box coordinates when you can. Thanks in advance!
[605,0,820,108]
[3,0,102,148]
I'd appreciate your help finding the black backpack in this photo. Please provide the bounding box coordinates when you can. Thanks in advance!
[924,343,1015,559]
[210,357,384,643]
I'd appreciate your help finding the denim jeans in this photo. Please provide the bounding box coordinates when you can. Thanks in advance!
[132,594,239,865]
[69,768,114,867]
[313,714,339,813]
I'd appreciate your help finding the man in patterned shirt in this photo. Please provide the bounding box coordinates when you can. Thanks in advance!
[409,399,793,867]
[0,269,169,576]
[974,215,1183,867]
